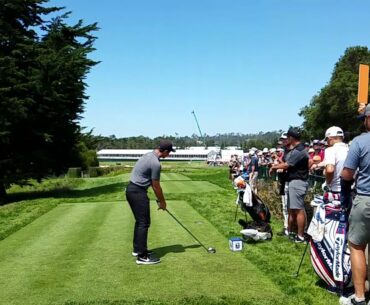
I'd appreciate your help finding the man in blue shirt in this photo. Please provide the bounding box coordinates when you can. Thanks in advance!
[340,104,370,305]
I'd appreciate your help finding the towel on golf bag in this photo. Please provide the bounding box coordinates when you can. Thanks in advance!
[237,190,271,223]
[235,184,253,207]
[239,219,272,241]
[307,202,326,242]
[309,203,352,294]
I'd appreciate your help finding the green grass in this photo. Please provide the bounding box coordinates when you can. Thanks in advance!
[0,165,341,305]
[0,201,286,305]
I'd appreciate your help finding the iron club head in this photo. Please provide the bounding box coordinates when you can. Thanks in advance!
[207,247,216,253]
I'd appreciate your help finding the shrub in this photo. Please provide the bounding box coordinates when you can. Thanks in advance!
[66,168,82,178]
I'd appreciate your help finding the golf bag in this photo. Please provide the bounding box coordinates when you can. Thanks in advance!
[235,179,272,241]
[308,197,353,295]
[236,188,271,223]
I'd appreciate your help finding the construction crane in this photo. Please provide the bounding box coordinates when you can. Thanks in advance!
[191,110,206,146]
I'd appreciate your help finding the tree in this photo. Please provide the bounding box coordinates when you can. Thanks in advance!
[300,46,370,140]
[0,0,98,202]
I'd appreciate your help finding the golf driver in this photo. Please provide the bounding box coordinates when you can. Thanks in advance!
[157,201,216,254]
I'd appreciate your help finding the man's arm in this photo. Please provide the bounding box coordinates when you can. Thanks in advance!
[325,164,335,185]
[341,168,355,181]
[271,162,289,170]
[269,162,289,175]
[152,180,166,210]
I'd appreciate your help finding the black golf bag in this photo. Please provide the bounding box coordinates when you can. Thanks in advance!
[237,189,271,223]
[236,189,272,241]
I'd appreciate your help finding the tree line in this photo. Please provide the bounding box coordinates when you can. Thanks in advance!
[90,131,281,151]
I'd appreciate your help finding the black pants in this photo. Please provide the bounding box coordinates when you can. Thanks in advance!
[126,182,150,256]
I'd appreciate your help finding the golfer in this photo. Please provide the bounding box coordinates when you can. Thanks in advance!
[126,140,175,265]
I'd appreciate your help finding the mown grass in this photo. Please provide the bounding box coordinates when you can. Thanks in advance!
[0,163,339,305]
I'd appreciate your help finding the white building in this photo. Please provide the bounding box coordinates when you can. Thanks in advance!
[97,148,244,163]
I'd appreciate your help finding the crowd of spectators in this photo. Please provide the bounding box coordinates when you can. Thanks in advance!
[228,104,370,305]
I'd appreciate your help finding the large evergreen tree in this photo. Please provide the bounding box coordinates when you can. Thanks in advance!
[300,46,370,140]
[0,0,98,202]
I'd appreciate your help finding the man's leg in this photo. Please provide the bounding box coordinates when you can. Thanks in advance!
[296,209,306,238]
[252,172,258,194]
[289,180,308,238]
[350,242,367,299]
[288,209,296,233]
[126,188,150,256]
[282,184,289,230]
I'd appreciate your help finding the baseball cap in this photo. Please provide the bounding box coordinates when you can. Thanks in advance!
[158,140,176,152]
[279,132,288,140]
[312,139,320,145]
[325,126,344,139]
[287,127,300,139]
[358,104,370,120]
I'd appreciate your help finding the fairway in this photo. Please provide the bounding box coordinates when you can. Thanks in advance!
[0,198,284,305]
[160,180,222,193]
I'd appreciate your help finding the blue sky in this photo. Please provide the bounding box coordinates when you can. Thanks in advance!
[49,0,370,138]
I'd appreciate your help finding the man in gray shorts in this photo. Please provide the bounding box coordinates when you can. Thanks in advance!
[270,127,309,243]
[340,104,370,305]
[126,140,175,265]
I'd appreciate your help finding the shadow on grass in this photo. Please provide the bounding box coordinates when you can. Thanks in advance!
[4,182,127,204]
[152,244,201,258]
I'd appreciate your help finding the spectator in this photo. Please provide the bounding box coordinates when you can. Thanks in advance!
[247,149,259,194]
[304,142,310,151]
[312,139,325,162]
[274,131,290,236]
[322,126,348,194]
[340,104,370,305]
[270,127,309,243]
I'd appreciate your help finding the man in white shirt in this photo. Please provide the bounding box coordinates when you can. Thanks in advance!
[323,126,348,193]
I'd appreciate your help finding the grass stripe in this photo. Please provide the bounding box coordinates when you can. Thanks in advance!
[160,181,222,193]
[0,202,114,305]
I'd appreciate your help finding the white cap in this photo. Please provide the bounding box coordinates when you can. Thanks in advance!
[262,148,269,153]
[249,149,255,155]
[325,126,344,139]
[279,132,288,139]
[257,151,263,156]
[270,148,277,153]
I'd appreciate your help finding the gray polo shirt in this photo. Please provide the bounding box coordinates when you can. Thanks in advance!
[343,132,370,196]
[130,151,161,189]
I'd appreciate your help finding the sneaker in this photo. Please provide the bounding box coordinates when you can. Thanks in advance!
[277,229,289,236]
[288,232,296,240]
[294,235,306,243]
[339,295,366,305]
[136,254,160,265]
[132,250,154,257]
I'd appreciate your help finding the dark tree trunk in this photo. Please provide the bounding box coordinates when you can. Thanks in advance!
[0,183,7,205]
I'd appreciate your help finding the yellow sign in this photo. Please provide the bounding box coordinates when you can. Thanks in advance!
[358,64,369,104]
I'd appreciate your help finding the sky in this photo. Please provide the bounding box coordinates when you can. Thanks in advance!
[49,0,370,138]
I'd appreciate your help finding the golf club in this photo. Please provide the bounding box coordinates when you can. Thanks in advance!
[157,201,216,254]
[292,238,310,277]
